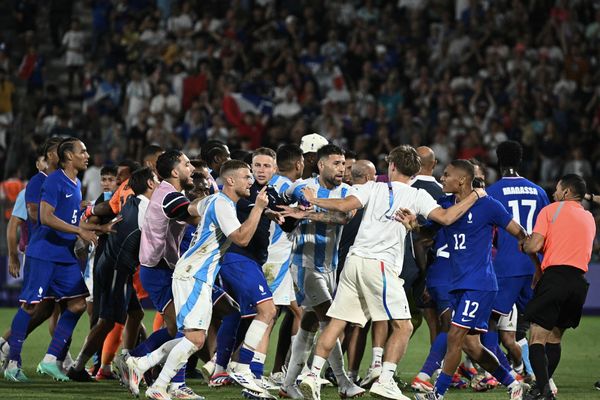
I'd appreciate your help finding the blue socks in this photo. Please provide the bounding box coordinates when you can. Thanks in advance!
[482,331,513,373]
[216,313,240,368]
[57,337,71,362]
[421,332,447,376]
[130,328,172,357]
[491,365,515,387]
[434,371,453,396]
[238,346,254,365]
[8,308,31,362]
[47,310,81,358]
[250,353,265,378]
[495,343,513,372]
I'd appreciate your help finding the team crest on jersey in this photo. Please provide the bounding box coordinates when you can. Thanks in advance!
[467,212,473,224]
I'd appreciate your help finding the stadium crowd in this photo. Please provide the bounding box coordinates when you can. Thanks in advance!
[0,1,598,400]
[0,1,599,190]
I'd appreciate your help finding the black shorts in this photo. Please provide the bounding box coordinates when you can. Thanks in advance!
[524,266,589,331]
[93,255,142,325]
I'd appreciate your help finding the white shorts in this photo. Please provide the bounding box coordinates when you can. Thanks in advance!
[327,255,411,327]
[263,261,294,306]
[173,277,212,331]
[497,304,518,332]
[291,264,336,310]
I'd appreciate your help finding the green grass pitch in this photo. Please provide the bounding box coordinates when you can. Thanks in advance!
[0,309,598,399]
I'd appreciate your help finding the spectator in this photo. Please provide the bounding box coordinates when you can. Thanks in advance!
[62,19,86,95]
[0,68,15,149]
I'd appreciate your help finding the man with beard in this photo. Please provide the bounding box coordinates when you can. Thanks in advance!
[126,150,200,399]
[125,160,271,400]
[278,144,364,399]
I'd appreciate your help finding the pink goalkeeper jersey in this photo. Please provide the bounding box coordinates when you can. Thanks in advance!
[139,180,189,269]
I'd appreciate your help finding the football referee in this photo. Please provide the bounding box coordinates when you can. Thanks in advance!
[523,174,596,399]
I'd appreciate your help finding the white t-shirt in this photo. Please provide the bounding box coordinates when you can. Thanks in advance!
[62,30,85,66]
[348,180,439,274]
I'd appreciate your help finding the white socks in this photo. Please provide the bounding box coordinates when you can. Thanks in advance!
[379,362,397,383]
[42,354,57,363]
[328,339,351,386]
[317,321,351,386]
[139,338,182,372]
[153,338,198,389]
[372,347,383,367]
[310,355,326,376]
[283,328,316,388]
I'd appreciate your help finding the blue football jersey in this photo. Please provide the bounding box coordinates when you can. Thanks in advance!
[27,170,83,263]
[24,171,47,234]
[487,177,550,277]
[440,195,513,292]
[426,229,452,288]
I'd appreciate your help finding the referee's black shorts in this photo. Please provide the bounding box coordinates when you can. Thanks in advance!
[93,255,142,325]
[524,265,589,331]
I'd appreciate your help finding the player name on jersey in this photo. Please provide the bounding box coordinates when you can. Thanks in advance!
[502,186,539,195]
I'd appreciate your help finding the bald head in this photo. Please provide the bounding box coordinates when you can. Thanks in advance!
[351,160,376,185]
[416,146,436,175]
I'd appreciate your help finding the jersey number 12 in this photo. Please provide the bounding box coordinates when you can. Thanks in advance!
[453,233,466,250]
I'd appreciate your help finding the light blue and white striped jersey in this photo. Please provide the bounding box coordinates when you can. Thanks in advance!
[285,177,356,273]
[266,174,295,265]
[174,193,241,286]
[264,174,296,291]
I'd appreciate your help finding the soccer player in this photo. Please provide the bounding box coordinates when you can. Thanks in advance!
[338,160,377,386]
[130,160,271,400]
[82,164,118,311]
[410,147,453,393]
[6,188,27,278]
[1,138,61,379]
[486,141,550,383]
[522,174,595,400]
[258,144,305,386]
[415,159,528,400]
[298,146,484,400]
[278,144,364,399]
[67,167,158,381]
[131,149,198,398]
[5,138,110,382]
[342,150,357,185]
[299,133,329,178]
[211,147,288,396]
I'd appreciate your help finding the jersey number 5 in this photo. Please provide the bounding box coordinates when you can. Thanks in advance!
[71,209,78,224]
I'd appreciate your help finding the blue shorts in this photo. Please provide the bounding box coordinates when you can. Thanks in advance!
[219,252,273,318]
[450,290,497,333]
[139,265,173,313]
[427,284,452,315]
[19,256,88,304]
[493,275,533,315]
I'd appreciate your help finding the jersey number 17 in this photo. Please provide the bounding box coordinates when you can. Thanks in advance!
[507,200,536,233]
